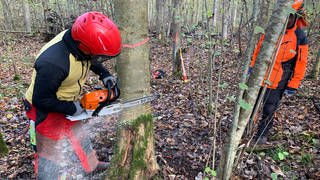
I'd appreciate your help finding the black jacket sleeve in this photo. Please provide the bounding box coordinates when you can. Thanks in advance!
[32,59,76,115]
[90,63,112,80]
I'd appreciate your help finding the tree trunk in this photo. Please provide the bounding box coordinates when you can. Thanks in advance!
[23,0,31,32]
[311,48,320,80]
[222,0,230,39]
[233,0,262,134]
[213,0,219,33]
[259,0,271,29]
[155,0,164,38]
[109,1,159,179]
[218,0,291,179]
[0,132,8,157]
[172,0,182,77]
[230,0,238,34]
[1,0,14,30]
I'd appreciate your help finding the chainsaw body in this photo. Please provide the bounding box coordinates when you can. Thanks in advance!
[80,90,114,110]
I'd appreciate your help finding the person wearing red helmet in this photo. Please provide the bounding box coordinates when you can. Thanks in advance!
[23,11,121,179]
[249,0,309,144]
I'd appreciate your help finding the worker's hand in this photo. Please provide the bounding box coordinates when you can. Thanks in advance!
[247,67,253,75]
[112,80,120,101]
[284,87,297,97]
[103,76,120,101]
[102,76,116,89]
[72,101,84,116]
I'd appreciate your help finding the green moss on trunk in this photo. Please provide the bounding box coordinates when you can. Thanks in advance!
[108,114,156,180]
[0,133,9,157]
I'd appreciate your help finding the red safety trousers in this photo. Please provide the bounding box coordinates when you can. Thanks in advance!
[26,104,99,179]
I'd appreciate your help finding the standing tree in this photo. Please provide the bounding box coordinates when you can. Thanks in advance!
[171,0,182,77]
[221,0,230,39]
[1,0,14,30]
[155,0,164,38]
[218,0,291,179]
[109,1,159,179]
[22,0,31,32]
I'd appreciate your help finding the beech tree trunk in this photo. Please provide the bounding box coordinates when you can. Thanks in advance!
[212,0,220,33]
[218,0,291,179]
[172,0,182,77]
[155,0,164,38]
[222,0,230,39]
[109,1,159,179]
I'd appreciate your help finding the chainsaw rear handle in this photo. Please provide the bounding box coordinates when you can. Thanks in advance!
[92,81,120,116]
[92,83,112,116]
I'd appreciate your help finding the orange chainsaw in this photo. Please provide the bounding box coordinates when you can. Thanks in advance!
[66,89,159,121]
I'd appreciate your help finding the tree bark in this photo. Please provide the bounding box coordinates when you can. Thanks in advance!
[213,0,220,33]
[1,0,14,30]
[172,0,182,77]
[259,0,271,29]
[23,0,31,32]
[109,1,159,179]
[311,48,320,80]
[230,0,238,34]
[155,0,164,38]
[222,0,230,39]
[218,0,291,179]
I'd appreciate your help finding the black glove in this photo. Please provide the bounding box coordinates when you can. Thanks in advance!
[112,80,120,101]
[102,76,116,89]
[102,76,120,101]
[72,101,84,116]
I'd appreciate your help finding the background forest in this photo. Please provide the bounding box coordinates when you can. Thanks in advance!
[0,0,319,179]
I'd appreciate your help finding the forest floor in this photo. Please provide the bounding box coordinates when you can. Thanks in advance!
[0,32,319,179]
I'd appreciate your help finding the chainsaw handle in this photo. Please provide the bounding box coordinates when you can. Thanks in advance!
[92,83,112,116]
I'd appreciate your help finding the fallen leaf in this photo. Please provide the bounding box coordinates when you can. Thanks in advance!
[6,113,13,119]
[270,165,286,177]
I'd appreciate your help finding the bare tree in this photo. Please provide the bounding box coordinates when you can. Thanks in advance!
[218,0,291,179]
[1,0,14,30]
[155,0,164,38]
[172,0,182,77]
[221,0,230,39]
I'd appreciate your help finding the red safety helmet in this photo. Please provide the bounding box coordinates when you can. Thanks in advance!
[71,11,122,57]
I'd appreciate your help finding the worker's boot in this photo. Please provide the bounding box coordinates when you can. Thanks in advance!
[256,136,268,145]
[95,161,109,172]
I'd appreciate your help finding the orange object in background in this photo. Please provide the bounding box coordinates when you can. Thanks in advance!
[80,90,114,110]
[180,48,189,82]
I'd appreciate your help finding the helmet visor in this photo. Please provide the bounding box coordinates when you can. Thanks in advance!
[91,55,117,64]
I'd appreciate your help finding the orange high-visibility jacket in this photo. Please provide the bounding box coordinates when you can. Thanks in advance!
[250,25,308,89]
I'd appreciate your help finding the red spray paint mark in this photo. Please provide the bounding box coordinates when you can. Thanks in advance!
[123,37,150,48]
